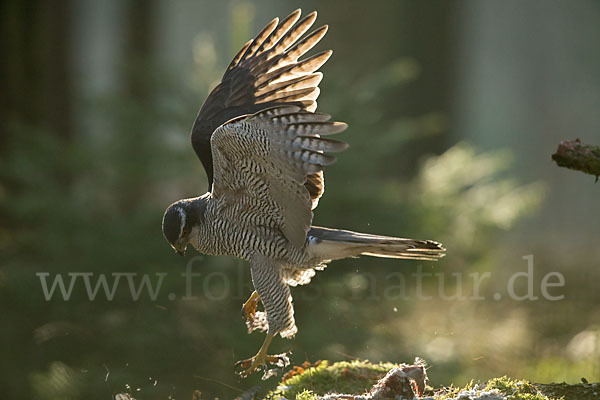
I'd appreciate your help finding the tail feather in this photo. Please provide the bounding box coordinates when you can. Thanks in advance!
[307,226,445,261]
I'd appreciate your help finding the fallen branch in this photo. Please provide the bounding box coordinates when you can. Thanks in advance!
[552,139,600,180]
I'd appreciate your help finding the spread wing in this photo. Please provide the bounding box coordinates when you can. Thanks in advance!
[192,8,331,207]
[210,106,348,250]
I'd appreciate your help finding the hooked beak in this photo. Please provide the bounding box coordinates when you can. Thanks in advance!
[173,242,187,256]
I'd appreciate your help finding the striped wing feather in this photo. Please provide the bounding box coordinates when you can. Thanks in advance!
[210,106,348,250]
[192,9,331,207]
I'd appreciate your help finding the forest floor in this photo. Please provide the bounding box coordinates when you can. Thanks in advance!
[252,360,599,400]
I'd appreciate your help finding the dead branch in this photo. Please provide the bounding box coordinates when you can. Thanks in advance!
[552,139,600,180]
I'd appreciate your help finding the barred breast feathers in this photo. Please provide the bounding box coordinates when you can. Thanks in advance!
[209,106,348,253]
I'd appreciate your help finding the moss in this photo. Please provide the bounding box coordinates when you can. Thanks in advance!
[484,376,562,400]
[264,360,397,399]
[294,389,318,400]
[433,381,476,400]
[434,376,563,400]
[264,360,568,400]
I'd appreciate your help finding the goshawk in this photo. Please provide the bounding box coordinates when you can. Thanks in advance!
[162,9,445,378]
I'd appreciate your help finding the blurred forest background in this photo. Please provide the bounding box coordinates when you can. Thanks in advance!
[1,1,599,399]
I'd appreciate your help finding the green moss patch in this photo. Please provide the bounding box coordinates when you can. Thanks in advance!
[265,360,397,399]
[263,360,582,400]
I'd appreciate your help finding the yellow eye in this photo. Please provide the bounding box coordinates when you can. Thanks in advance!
[182,227,190,236]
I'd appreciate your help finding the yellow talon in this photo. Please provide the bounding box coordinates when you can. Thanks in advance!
[235,334,288,378]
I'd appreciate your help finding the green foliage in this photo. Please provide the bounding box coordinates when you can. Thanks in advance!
[409,142,547,250]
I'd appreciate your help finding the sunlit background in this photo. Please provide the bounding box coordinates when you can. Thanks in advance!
[1,1,599,399]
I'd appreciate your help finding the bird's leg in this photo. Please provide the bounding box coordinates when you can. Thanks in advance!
[241,290,261,323]
[235,333,287,378]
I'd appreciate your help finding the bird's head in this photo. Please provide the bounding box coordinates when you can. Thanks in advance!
[162,195,208,256]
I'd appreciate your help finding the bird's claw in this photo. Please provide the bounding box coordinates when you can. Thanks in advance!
[235,353,289,378]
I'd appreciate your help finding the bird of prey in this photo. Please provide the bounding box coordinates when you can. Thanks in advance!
[162,9,445,378]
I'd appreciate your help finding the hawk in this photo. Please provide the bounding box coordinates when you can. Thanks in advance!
[162,9,445,378]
